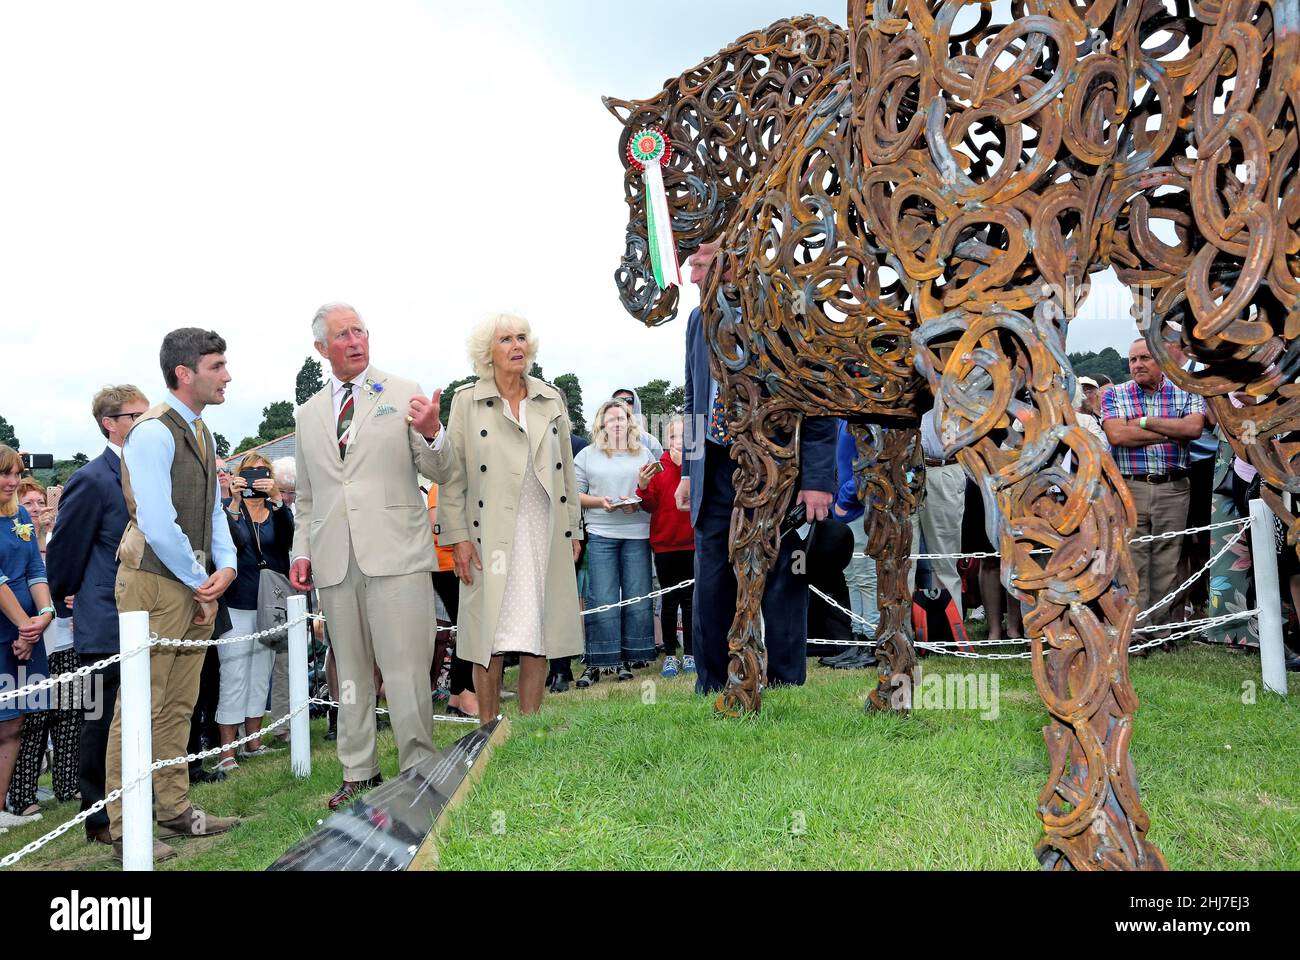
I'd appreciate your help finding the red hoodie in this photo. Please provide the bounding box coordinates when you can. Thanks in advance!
[638,451,694,553]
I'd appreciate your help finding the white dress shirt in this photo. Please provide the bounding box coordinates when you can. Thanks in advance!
[329,367,368,421]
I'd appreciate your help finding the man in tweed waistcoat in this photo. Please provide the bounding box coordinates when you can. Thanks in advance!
[105,328,241,861]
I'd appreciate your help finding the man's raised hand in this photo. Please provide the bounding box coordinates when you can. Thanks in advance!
[408,388,443,440]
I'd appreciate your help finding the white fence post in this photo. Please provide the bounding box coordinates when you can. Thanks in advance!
[118,611,154,871]
[288,594,311,778]
[1249,499,1288,696]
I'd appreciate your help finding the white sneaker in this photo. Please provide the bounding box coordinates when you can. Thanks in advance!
[0,809,41,828]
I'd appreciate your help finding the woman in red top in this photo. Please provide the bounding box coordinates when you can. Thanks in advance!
[637,416,695,677]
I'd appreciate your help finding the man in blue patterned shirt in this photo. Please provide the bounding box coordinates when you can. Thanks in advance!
[1102,339,1207,639]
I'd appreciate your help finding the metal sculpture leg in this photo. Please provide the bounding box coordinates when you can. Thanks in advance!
[913,301,1167,871]
[717,380,802,717]
[850,424,923,713]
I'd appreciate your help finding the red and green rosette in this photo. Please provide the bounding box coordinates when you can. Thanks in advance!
[627,126,681,289]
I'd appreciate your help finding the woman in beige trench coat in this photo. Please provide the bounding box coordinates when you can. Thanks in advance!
[436,314,584,720]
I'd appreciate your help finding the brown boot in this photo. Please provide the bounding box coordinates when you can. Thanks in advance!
[112,838,179,862]
[156,806,241,839]
[327,774,383,811]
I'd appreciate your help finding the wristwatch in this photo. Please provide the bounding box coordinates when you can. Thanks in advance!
[38,605,55,617]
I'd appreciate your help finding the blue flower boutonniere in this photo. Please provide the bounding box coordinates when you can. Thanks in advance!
[363,379,386,399]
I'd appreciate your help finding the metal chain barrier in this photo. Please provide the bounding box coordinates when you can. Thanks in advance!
[0,650,135,706]
[1135,523,1250,623]
[0,614,323,707]
[808,534,1261,662]
[438,579,699,635]
[910,517,1250,561]
[146,699,311,773]
[455,519,1250,633]
[804,608,1260,661]
[308,697,478,725]
[580,578,695,617]
[150,612,322,649]
[0,787,127,870]
[0,699,312,869]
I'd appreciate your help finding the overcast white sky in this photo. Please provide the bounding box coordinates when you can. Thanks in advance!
[2,0,1137,457]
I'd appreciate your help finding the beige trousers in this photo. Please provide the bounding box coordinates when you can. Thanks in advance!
[1128,477,1191,629]
[106,568,212,840]
[318,550,436,781]
[909,463,966,604]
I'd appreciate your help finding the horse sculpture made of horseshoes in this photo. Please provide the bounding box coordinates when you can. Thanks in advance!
[605,3,1300,871]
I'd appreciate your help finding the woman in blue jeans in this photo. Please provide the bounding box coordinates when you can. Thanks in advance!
[573,399,658,686]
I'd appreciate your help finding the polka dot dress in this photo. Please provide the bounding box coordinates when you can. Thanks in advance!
[492,400,551,656]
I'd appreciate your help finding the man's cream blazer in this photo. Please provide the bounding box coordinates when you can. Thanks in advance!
[293,367,452,589]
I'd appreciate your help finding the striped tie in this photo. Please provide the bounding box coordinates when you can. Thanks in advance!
[337,383,354,459]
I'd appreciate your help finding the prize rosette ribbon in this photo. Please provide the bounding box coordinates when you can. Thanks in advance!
[627,126,681,289]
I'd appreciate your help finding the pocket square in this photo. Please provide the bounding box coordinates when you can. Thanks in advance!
[376,404,398,417]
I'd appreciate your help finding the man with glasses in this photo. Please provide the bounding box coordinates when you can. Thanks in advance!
[45,385,149,845]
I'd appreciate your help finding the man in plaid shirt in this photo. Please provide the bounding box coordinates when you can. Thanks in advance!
[1102,339,1207,641]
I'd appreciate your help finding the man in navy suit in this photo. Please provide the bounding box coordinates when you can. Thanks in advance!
[675,242,837,694]
[45,385,149,845]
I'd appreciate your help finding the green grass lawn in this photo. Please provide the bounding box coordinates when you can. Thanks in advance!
[3,644,1296,870]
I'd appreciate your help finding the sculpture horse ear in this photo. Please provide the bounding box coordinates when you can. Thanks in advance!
[602,96,637,125]
[603,92,671,129]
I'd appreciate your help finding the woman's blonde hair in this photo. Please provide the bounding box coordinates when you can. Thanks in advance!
[466,313,540,380]
[236,452,280,502]
[0,445,22,517]
[17,477,46,504]
[591,399,643,457]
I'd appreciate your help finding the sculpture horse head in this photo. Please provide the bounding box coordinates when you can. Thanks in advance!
[604,16,848,327]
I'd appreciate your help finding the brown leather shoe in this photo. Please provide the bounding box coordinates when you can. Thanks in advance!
[86,824,112,845]
[327,774,383,811]
[112,838,179,862]
[156,806,241,839]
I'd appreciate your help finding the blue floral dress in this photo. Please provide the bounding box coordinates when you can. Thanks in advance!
[0,507,51,720]
[1206,439,1258,648]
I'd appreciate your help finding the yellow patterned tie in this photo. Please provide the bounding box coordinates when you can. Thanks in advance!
[193,417,208,463]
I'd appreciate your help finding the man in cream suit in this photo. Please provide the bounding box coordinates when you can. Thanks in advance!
[290,302,452,809]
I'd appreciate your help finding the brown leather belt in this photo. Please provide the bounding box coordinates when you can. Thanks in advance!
[924,457,958,467]
[1120,469,1189,484]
